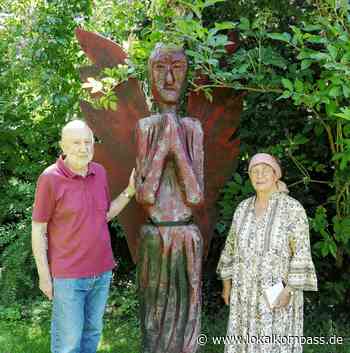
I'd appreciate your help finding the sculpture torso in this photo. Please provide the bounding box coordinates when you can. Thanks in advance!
[136,113,204,222]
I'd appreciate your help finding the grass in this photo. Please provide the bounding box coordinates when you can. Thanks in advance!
[0,287,349,353]
[0,322,50,353]
[0,311,140,353]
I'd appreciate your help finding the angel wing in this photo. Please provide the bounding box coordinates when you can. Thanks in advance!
[76,28,242,262]
[187,88,242,258]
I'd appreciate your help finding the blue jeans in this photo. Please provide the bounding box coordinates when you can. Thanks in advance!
[51,271,112,353]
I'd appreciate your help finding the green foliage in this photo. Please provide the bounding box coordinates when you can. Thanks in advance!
[0,180,39,305]
[0,0,92,181]
[82,0,237,105]
[0,303,22,321]
[216,173,253,235]
[0,218,38,305]
[82,65,135,111]
[107,277,139,318]
[0,0,92,303]
[270,3,350,290]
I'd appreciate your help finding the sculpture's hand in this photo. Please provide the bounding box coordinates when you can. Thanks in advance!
[158,113,173,152]
[136,116,173,205]
[162,113,204,206]
[163,113,183,152]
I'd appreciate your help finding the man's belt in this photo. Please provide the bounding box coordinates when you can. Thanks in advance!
[147,217,193,227]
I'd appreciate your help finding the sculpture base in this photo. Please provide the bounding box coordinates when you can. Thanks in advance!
[138,224,203,353]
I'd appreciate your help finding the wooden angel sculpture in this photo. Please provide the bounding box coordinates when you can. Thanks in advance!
[76,28,242,353]
[135,43,204,353]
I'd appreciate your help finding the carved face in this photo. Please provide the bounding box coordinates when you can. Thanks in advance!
[150,49,187,105]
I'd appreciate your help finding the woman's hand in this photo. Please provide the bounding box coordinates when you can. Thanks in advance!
[274,286,292,309]
[222,279,232,305]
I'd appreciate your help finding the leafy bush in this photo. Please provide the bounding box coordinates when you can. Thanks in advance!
[0,180,38,304]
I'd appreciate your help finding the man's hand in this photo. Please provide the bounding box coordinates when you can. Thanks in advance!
[32,221,53,300]
[222,279,232,306]
[274,286,292,309]
[107,169,137,222]
[39,274,53,300]
[128,168,136,193]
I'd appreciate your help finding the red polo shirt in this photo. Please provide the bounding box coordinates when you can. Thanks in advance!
[32,156,116,278]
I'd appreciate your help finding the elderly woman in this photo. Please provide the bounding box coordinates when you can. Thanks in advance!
[217,153,318,353]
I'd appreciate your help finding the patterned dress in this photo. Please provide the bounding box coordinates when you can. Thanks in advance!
[217,191,317,353]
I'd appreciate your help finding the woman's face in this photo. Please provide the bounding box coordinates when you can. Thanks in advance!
[249,163,278,193]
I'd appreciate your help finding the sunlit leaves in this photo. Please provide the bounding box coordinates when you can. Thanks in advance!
[281,78,293,91]
[266,32,291,43]
[177,0,226,19]
[82,77,103,93]
[82,64,135,111]
[334,107,350,122]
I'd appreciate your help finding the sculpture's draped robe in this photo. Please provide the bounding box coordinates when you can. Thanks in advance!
[135,114,204,353]
[217,192,318,353]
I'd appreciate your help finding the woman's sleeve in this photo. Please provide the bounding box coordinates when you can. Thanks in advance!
[216,220,237,280]
[287,204,318,291]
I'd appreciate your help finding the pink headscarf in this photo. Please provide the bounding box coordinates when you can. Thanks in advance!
[248,153,289,193]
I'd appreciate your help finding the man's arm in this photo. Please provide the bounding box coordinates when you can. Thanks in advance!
[31,221,52,300]
[107,169,136,222]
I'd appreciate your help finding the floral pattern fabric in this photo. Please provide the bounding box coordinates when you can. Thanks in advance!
[217,192,317,353]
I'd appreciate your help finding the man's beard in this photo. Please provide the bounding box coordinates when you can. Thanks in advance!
[72,154,92,168]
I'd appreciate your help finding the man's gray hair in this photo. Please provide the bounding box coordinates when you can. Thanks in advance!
[61,120,94,142]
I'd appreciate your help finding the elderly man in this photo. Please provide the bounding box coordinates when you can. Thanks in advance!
[32,120,135,353]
